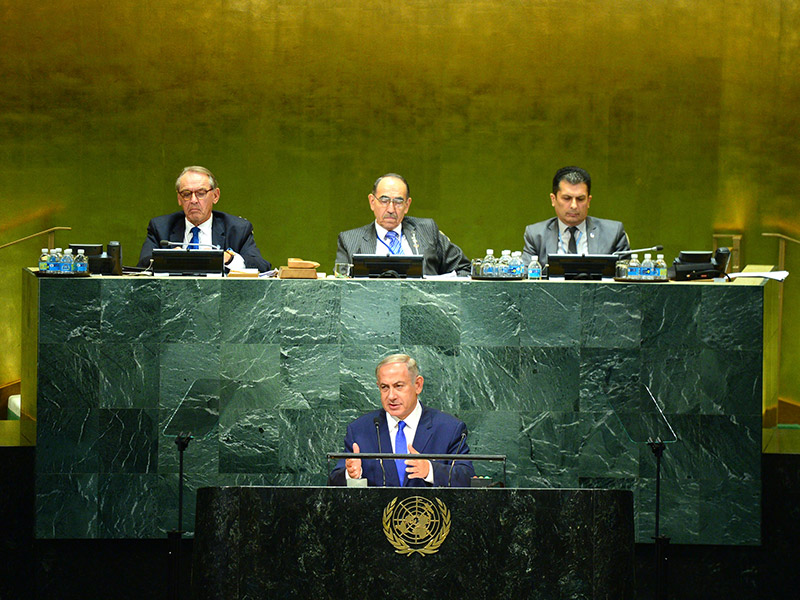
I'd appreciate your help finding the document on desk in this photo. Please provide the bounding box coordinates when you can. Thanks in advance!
[728,270,789,282]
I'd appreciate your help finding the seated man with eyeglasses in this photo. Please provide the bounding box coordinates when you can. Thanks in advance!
[136,166,271,272]
[336,173,471,276]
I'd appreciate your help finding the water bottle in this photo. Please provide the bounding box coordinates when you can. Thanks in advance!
[509,251,524,277]
[628,254,641,280]
[498,250,512,278]
[641,254,654,281]
[480,249,496,277]
[74,249,89,274]
[60,248,74,274]
[527,255,542,280]
[48,248,62,274]
[39,249,49,272]
[655,254,668,281]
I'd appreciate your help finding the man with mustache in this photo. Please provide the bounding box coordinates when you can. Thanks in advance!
[335,173,471,276]
[522,166,629,268]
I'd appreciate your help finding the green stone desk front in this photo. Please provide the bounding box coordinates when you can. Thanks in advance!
[23,272,771,544]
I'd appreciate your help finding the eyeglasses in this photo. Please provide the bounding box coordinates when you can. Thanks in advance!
[376,195,407,206]
[179,188,214,200]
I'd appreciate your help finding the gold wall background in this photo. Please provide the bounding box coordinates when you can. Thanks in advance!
[2,0,799,405]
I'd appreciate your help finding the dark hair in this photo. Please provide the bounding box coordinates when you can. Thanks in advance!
[373,173,410,197]
[552,166,591,195]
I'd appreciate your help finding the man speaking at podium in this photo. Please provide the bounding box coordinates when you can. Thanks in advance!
[137,166,271,272]
[330,354,474,487]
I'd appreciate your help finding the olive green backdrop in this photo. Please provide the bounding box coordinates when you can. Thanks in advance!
[2,0,799,408]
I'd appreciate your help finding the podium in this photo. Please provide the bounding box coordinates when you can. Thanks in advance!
[192,486,634,599]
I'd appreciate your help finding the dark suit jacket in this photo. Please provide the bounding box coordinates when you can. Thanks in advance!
[137,210,271,272]
[522,216,629,267]
[336,216,471,276]
[329,405,474,487]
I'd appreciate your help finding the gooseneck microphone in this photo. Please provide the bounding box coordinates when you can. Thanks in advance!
[159,240,222,250]
[613,245,664,258]
[373,416,387,487]
[447,430,468,487]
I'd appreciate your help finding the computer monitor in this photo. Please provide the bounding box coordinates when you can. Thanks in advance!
[151,249,224,276]
[351,254,424,279]
[546,254,617,280]
[68,243,104,257]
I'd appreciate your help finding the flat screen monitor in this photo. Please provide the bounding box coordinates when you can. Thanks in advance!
[546,254,617,280]
[68,243,104,257]
[352,254,424,279]
[152,249,224,276]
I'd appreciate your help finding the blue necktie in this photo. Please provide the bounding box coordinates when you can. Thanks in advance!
[395,421,407,486]
[188,226,200,250]
[385,230,402,255]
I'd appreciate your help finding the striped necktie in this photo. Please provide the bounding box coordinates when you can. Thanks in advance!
[385,230,402,255]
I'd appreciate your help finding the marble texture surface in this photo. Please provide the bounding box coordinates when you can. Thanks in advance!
[192,486,635,600]
[26,274,766,544]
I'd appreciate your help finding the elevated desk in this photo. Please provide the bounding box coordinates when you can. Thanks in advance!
[192,486,634,600]
[23,272,774,544]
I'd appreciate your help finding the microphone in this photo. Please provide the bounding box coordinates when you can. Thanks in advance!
[613,245,663,258]
[159,240,222,250]
[447,429,468,487]
[411,231,420,255]
[373,416,386,487]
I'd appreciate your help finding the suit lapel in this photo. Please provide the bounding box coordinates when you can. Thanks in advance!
[360,223,377,255]
[169,218,185,244]
[546,219,560,258]
[211,213,226,249]
[585,216,598,254]
[411,404,434,454]
[402,218,421,255]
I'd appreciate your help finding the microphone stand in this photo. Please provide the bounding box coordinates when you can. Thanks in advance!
[648,440,670,600]
[373,418,387,487]
[168,433,192,600]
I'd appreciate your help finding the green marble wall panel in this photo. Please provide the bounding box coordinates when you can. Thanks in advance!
[26,273,765,544]
[3,0,800,438]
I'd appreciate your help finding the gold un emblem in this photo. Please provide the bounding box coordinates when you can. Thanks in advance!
[382,496,451,556]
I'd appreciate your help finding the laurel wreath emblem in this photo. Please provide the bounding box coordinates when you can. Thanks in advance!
[382,496,451,556]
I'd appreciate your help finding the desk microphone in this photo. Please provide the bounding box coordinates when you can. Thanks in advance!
[373,416,387,487]
[614,245,663,258]
[447,430,468,487]
[159,240,222,250]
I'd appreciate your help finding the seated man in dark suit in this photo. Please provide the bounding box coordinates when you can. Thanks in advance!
[336,173,471,276]
[137,166,271,272]
[522,166,629,268]
[330,354,474,487]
